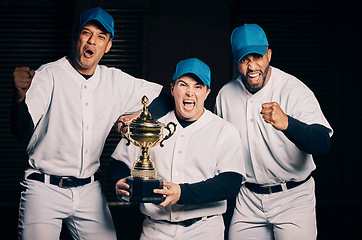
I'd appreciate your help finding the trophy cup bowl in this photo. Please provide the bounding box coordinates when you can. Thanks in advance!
[115,95,176,203]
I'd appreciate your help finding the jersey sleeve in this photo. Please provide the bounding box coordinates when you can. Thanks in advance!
[115,70,163,115]
[25,68,54,126]
[284,82,333,137]
[215,122,246,178]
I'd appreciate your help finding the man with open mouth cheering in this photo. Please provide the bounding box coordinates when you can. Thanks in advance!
[215,23,333,240]
[111,58,246,240]
[11,7,163,240]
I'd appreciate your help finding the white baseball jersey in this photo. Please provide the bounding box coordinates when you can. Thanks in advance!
[112,109,245,222]
[215,66,333,185]
[25,57,162,178]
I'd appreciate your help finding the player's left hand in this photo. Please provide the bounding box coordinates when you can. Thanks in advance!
[115,177,130,200]
[153,181,181,207]
[260,102,289,130]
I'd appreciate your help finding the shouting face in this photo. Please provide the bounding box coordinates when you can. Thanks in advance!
[236,48,272,94]
[171,75,211,121]
[71,21,112,75]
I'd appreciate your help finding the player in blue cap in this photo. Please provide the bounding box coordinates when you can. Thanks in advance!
[11,7,164,239]
[215,23,333,239]
[111,58,246,240]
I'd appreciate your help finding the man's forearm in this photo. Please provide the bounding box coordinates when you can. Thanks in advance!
[10,98,34,140]
[282,115,331,155]
[109,158,131,189]
[178,172,243,205]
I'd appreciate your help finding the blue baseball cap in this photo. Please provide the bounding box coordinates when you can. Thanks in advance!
[231,24,269,63]
[172,58,211,87]
[77,7,114,39]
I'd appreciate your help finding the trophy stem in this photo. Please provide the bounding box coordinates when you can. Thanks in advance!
[131,147,157,180]
[139,147,151,162]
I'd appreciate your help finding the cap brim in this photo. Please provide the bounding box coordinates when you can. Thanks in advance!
[233,45,267,63]
[173,71,210,87]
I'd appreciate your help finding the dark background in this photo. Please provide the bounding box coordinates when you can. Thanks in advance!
[0,0,361,239]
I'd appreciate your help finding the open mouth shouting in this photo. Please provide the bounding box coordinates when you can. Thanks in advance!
[241,67,270,94]
[84,47,95,58]
[248,71,262,84]
[183,99,196,111]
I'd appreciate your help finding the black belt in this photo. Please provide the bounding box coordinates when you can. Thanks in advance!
[27,172,101,188]
[147,215,214,227]
[245,175,312,194]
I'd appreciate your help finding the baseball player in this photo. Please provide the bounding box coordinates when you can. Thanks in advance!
[11,7,163,240]
[215,24,333,240]
[110,58,246,240]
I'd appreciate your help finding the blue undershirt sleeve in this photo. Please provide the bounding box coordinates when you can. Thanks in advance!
[178,172,243,205]
[282,115,331,155]
[147,92,174,120]
[10,98,34,140]
[109,158,131,190]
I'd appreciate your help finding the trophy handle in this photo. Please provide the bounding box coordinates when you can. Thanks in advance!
[114,119,131,146]
[160,122,176,147]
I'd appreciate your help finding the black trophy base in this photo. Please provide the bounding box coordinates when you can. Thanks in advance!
[122,177,164,204]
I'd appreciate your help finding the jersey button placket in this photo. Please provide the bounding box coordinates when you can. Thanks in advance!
[81,83,93,175]
[172,133,185,183]
[248,98,255,123]
[246,97,262,182]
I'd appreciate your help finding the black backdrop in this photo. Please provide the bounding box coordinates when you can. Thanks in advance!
[0,0,361,239]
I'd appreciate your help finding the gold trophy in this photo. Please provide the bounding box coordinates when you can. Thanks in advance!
[115,96,176,203]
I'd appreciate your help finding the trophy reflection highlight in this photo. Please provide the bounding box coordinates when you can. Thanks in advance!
[115,96,176,203]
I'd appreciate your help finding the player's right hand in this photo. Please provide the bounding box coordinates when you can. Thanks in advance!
[116,111,141,134]
[115,177,130,200]
[260,102,289,131]
[13,67,35,103]
[118,111,141,123]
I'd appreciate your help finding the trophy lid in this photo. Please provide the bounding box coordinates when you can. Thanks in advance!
[131,96,163,126]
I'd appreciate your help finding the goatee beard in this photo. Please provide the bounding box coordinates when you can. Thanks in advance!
[242,65,270,94]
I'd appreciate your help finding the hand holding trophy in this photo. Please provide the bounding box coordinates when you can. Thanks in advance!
[114,96,176,203]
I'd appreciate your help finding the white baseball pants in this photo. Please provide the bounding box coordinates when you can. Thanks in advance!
[229,177,317,240]
[140,215,224,240]
[18,175,116,240]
